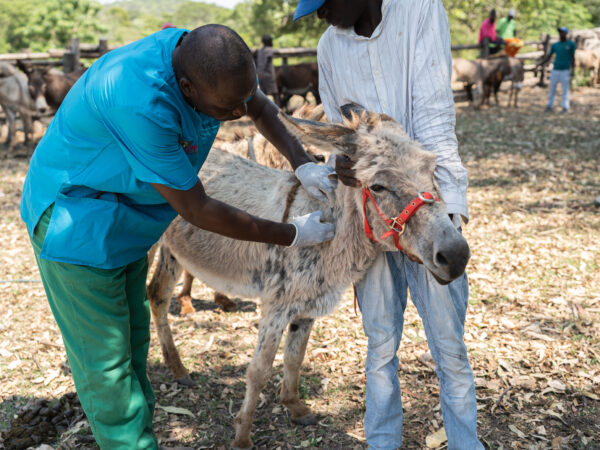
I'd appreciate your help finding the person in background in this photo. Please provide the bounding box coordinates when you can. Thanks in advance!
[478,9,503,56]
[256,34,280,106]
[539,27,576,113]
[497,9,517,39]
[294,0,483,449]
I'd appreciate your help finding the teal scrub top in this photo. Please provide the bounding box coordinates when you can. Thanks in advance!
[20,28,221,269]
[550,40,576,71]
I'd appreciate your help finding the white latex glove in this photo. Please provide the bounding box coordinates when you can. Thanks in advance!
[295,162,337,203]
[289,211,336,247]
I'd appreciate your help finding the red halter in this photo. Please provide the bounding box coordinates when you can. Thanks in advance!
[361,186,439,251]
[353,186,439,316]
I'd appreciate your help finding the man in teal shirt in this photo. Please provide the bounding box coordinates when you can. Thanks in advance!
[21,25,336,449]
[540,27,576,113]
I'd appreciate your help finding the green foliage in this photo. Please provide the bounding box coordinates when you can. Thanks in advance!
[444,0,595,43]
[228,0,327,49]
[0,0,598,54]
[13,0,107,51]
[0,0,40,52]
[97,0,231,46]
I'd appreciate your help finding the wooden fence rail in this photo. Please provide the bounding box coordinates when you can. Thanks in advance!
[0,34,553,84]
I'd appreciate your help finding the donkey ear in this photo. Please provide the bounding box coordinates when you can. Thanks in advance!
[278,111,357,156]
[16,60,31,74]
[340,102,367,121]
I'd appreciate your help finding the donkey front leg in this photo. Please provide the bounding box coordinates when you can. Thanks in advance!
[232,314,287,449]
[147,247,192,385]
[281,318,317,425]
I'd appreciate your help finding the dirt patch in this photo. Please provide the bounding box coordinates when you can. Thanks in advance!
[1,86,599,449]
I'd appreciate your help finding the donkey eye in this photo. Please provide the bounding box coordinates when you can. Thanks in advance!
[370,184,386,193]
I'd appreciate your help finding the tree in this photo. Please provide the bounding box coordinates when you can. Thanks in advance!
[228,0,326,50]
[13,0,107,51]
[443,0,593,43]
[171,1,229,29]
[0,0,43,52]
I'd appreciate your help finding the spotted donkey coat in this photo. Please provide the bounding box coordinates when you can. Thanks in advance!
[147,107,470,449]
[168,104,328,313]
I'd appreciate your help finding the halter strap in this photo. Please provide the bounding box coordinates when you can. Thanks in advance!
[361,186,438,251]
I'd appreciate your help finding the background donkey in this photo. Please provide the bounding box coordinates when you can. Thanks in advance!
[147,107,470,449]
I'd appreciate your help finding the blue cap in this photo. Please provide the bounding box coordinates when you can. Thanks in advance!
[293,0,326,21]
[557,26,569,33]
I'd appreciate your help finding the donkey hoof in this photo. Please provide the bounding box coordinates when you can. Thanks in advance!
[176,375,194,387]
[231,438,252,449]
[291,413,318,426]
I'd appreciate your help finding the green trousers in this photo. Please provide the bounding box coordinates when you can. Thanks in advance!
[30,206,158,449]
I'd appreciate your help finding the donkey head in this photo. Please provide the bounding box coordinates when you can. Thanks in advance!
[278,106,470,284]
[17,61,50,113]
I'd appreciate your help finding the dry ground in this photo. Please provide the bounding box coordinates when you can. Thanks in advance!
[0,86,599,449]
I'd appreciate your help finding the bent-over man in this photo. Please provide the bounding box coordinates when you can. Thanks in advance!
[21,25,336,449]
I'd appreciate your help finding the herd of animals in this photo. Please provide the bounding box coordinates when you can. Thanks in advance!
[452,28,600,108]
[1,27,600,154]
[0,29,599,447]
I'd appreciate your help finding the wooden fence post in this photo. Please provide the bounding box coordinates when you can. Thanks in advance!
[538,33,550,87]
[63,51,74,73]
[63,37,80,73]
[99,38,108,56]
[71,38,80,71]
[480,37,490,58]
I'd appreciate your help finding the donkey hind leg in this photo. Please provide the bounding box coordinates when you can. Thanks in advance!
[280,318,317,425]
[146,246,192,385]
[4,107,16,153]
[177,271,196,315]
[232,313,288,449]
[214,291,237,312]
[22,111,33,144]
[507,85,514,107]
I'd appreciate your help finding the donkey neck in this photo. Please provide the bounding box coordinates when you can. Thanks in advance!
[318,184,383,284]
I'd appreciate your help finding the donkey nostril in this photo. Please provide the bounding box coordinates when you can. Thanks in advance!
[435,251,449,267]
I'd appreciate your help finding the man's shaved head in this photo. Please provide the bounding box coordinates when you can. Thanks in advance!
[175,24,255,87]
[173,24,258,121]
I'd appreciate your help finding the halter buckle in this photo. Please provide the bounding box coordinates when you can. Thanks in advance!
[390,217,406,235]
[418,192,436,204]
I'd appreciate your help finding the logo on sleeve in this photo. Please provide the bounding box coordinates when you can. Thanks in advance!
[179,138,198,154]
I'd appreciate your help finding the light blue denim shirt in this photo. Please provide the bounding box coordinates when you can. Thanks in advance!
[21,28,220,269]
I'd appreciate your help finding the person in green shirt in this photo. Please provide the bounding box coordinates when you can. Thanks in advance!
[539,27,576,113]
[497,9,517,39]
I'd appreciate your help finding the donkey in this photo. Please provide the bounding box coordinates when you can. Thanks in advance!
[147,106,470,449]
[504,57,525,107]
[275,62,320,111]
[0,62,35,153]
[173,104,328,314]
[17,62,85,111]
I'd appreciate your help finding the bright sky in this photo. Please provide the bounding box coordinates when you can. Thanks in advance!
[97,0,244,8]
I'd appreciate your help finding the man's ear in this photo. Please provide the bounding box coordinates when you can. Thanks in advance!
[178,77,194,98]
[277,111,358,156]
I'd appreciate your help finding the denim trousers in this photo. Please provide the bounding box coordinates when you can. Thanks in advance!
[547,69,571,110]
[356,251,483,450]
